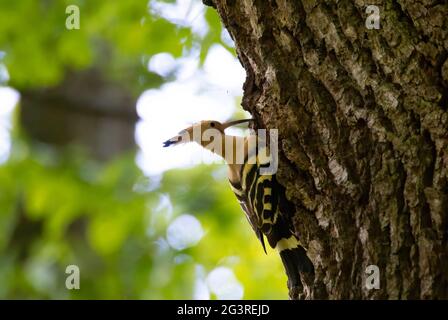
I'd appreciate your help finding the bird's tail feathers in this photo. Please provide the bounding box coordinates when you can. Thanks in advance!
[276,236,314,287]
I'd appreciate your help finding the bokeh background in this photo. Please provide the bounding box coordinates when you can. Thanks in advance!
[0,0,288,299]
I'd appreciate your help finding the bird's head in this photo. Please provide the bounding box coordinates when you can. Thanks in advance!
[163,119,252,148]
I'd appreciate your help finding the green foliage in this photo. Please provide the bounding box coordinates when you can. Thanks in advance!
[0,0,230,90]
[0,0,288,300]
[0,142,287,299]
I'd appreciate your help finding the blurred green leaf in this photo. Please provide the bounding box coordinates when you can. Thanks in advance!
[0,0,287,300]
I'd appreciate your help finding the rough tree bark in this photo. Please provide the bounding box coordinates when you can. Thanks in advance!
[206,0,448,299]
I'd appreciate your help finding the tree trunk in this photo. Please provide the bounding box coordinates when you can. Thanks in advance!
[207,0,448,299]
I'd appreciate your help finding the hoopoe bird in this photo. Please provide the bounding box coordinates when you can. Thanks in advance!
[163,119,314,289]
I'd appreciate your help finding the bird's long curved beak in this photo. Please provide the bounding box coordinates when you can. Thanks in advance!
[221,119,253,130]
[163,136,181,147]
[163,119,252,147]
[163,129,187,147]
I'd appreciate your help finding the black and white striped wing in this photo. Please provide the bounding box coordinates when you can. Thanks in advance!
[228,142,282,252]
[229,179,267,253]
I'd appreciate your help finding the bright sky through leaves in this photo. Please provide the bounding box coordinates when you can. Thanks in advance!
[136,44,246,176]
[0,0,288,300]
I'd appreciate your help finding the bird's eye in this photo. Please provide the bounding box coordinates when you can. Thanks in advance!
[210,122,215,127]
